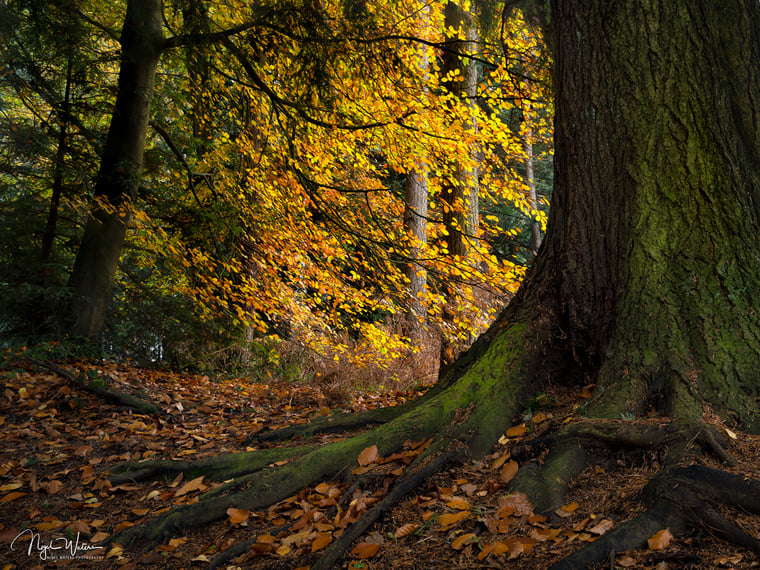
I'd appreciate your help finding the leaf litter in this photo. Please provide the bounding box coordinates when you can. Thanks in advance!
[1,360,760,568]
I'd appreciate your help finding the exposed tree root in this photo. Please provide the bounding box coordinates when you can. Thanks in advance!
[26,358,160,414]
[108,445,312,485]
[310,444,460,570]
[252,400,416,443]
[103,313,760,569]
[511,419,760,568]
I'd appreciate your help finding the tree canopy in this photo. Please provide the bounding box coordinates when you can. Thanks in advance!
[0,0,551,373]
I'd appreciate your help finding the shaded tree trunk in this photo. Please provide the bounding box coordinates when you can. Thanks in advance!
[67,0,164,341]
[523,106,542,257]
[514,0,760,428]
[41,53,72,263]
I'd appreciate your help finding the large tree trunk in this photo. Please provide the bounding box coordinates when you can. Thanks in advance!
[530,0,760,429]
[67,0,163,341]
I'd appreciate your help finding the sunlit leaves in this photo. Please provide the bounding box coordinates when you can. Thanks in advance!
[104,1,552,366]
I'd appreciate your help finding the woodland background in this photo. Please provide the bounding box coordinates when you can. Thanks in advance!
[0,0,551,384]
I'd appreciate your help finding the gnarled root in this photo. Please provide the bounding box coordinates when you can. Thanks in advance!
[511,419,760,568]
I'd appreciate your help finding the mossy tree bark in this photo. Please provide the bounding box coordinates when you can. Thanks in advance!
[541,0,760,428]
[108,1,760,567]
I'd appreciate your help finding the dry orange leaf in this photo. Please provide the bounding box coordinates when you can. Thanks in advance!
[257,533,276,544]
[499,460,519,483]
[276,544,291,556]
[617,554,637,567]
[530,528,561,542]
[175,476,205,497]
[492,453,510,470]
[438,511,470,528]
[226,507,250,525]
[40,480,64,495]
[0,492,26,503]
[531,412,548,424]
[506,425,527,437]
[91,531,109,543]
[714,554,744,565]
[357,445,380,467]
[489,541,511,557]
[498,493,534,516]
[311,532,332,552]
[478,542,494,560]
[393,523,419,538]
[351,542,380,559]
[445,498,471,511]
[509,540,525,559]
[281,530,310,547]
[589,519,614,535]
[647,528,673,550]
[113,521,135,533]
[451,532,478,550]
[36,520,65,531]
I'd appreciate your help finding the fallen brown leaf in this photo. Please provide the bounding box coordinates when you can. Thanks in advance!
[357,445,380,467]
[451,532,478,550]
[647,528,673,550]
[351,541,380,559]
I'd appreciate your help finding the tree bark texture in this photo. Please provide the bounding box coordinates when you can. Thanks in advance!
[519,0,760,429]
[67,0,164,341]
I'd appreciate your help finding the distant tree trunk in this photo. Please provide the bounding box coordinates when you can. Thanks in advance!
[440,2,479,260]
[523,106,542,256]
[67,0,163,341]
[439,1,481,368]
[403,167,428,334]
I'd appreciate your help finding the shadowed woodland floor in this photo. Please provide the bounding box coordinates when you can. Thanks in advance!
[1,359,759,569]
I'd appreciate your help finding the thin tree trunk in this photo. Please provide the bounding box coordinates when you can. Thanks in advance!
[439,1,481,367]
[403,168,428,329]
[523,106,542,256]
[41,55,72,263]
[67,0,164,341]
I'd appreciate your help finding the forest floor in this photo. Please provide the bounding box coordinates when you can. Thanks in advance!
[1,358,759,569]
